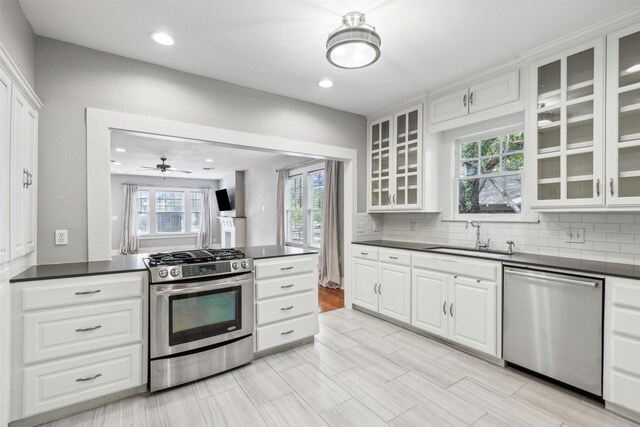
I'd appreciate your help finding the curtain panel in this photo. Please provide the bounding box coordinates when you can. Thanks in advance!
[196,188,213,249]
[320,161,341,288]
[276,170,287,245]
[120,183,139,254]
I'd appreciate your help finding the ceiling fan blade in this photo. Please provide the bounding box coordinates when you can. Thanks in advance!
[169,168,192,174]
[139,166,158,170]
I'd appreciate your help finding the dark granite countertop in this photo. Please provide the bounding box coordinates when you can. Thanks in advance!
[353,240,640,280]
[10,245,318,283]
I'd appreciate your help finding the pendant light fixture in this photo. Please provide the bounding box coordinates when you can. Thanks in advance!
[326,12,381,69]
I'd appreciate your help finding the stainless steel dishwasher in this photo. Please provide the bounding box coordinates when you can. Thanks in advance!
[503,266,603,396]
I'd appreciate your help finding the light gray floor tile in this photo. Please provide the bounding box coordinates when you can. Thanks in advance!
[391,371,485,426]
[345,327,407,355]
[316,324,360,352]
[191,370,239,400]
[257,393,326,426]
[338,344,408,381]
[471,413,513,426]
[318,313,362,334]
[388,404,452,427]
[435,351,524,396]
[333,367,417,422]
[387,330,451,360]
[319,398,388,427]
[263,348,306,372]
[142,386,207,427]
[347,312,404,336]
[294,340,356,376]
[197,387,266,427]
[448,377,562,426]
[279,363,351,413]
[233,360,293,406]
[386,348,465,388]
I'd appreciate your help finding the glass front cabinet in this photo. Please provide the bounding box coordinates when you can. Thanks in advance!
[606,22,640,206]
[368,104,424,211]
[529,38,605,208]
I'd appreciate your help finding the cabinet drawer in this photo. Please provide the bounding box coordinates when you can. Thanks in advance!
[23,274,143,311]
[257,291,315,326]
[610,371,640,413]
[353,246,379,261]
[255,273,315,300]
[612,279,640,309]
[23,344,141,416]
[413,253,498,281]
[256,314,317,352]
[379,250,410,266]
[612,307,640,338]
[24,299,142,364]
[255,256,315,280]
[612,336,640,377]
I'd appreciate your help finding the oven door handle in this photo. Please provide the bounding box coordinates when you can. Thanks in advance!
[154,282,240,295]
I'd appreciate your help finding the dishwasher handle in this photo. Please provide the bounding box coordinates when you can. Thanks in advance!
[504,268,599,288]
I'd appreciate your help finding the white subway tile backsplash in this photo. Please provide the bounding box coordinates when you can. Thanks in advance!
[595,223,621,233]
[607,213,635,224]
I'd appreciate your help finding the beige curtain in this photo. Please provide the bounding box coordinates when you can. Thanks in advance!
[320,161,341,288]
[276,170,287,245]
[196,188,212,249]
[120,184,139,254]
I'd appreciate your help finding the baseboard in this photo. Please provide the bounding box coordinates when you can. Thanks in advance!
[253,336,315,359]
[605,402,640,424]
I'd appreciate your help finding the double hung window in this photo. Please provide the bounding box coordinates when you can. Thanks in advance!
[285,165,325,248]
[137,188,204,236]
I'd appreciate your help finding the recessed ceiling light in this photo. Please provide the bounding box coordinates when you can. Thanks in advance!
[115,148,126,153]
[205,158,214,162]
[150,32,176,46]
[626,64,640,73]
[318,79,334,88]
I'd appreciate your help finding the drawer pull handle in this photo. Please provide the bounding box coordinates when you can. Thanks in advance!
[280,266,294,271]
[76,373,102,382]
[360,252,368,255]
[281,330,294,335]
[75,290,101,295]
[281,284,294,289]
[76,325,102,332]
[389,256,398,260]
[281,306,294,311]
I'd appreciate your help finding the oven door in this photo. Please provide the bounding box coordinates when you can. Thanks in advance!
[150,272,254,359]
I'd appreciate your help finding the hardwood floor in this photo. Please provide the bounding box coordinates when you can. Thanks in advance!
[318,286,344,313]
[39,308,638,427]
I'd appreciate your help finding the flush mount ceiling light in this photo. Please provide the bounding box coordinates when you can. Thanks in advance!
[150,31,176,46]
[326,12,381,69]
[318,79,334,88]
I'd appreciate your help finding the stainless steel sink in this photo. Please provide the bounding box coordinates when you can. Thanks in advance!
[424,246,510,257]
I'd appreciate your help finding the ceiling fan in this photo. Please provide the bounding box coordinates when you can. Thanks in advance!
[139,157,192,174]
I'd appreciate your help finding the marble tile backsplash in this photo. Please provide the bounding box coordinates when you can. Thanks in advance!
[355,212,640,265]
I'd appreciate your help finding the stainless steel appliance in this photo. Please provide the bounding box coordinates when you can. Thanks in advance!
[503,266,603,396]
[145,249,254,392]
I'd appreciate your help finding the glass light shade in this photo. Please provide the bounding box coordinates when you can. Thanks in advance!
[328,41,378,69]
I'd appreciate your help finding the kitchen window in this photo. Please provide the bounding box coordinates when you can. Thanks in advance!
[456,128,524,216]
[285,164,325,248]
[137,187,204,236]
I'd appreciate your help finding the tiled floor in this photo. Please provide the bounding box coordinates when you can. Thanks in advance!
[40,308,638,427]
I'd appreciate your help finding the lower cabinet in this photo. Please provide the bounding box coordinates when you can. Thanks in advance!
[411,268,448,336]
[352,249,411,324]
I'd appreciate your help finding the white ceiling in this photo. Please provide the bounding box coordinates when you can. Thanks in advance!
[109,130,302,180]
[21,0,640,115]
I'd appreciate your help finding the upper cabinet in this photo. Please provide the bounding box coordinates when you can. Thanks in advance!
[429,70,520,127]
[367,102,439,212]
[0,66,11,265]
[529,39,605,208]
[606,23,640,206]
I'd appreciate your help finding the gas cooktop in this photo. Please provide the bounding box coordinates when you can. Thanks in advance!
[146,249,246,267]
[144,249,252,283]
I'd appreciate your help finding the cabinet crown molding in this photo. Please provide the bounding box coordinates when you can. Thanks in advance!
[0,43,43,110]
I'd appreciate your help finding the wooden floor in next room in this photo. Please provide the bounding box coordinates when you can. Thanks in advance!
[318,286,344,313]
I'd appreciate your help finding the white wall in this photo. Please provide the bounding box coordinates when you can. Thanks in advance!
[0,0,35,87]
[110,174,220,253]
[35,37,366,264]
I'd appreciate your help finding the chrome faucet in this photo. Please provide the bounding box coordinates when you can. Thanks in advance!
[466,220,491,250]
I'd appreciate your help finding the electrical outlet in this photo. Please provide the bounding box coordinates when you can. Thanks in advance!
[357,224,365,233]
[55,229,68,245]
[373,221,381,232]
[565,228,585,243]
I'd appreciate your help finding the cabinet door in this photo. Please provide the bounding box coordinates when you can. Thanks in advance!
[531,39,605,208]
[411,268,448,337]
[368,116,394,211]
[606,23,640,206]
[352,259,378,311]
[468,70,519,114]
[10,88,28,259]
[393,105,423,210]
[429,88,469,124]
[23,106,37,255]
[378,263,411,323]
[0,67,11,265]
[448,277,497,356]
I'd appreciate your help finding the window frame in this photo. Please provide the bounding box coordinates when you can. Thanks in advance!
[453,124,527,222]
[284,163,326,249]
[137,186,206,238]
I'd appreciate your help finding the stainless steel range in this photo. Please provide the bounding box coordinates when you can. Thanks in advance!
[145,249,254,392]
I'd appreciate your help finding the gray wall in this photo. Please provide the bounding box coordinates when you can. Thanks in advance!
[110,174,220,253]
[35,37,366,264]
[0,0,35,87]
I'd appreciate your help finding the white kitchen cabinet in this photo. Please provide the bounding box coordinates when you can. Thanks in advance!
[352,246,411,323]
[412,268,448,336]
[529,38,605,208]
[604,275,640,415]
[429,70,519,125]
[368,115,393,210]
[0,67,11,265]
[606,22,640,206]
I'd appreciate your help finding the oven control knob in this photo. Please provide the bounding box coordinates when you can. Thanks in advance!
[158,269,168,278]
[241,261,248,269]
[170,268,180,277]
[232,262,239,270]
